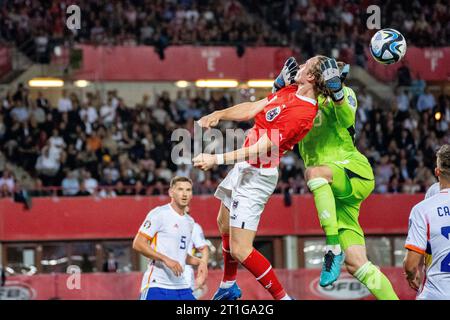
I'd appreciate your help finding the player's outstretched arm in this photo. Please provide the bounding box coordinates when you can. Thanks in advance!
[197,98,268,128]
[193,133,273,170]
[133,233,183,276]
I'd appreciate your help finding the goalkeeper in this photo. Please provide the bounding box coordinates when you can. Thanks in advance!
[273,57,398,300]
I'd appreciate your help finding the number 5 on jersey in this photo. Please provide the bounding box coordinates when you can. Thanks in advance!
[180,236,187,249]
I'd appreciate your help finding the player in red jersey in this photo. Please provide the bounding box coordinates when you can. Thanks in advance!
[193,56,333,300]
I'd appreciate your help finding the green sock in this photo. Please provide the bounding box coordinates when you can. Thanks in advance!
[354,262,399,300]
[307,178,339,245]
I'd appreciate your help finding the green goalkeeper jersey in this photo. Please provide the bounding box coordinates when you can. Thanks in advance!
[298,86,374,180]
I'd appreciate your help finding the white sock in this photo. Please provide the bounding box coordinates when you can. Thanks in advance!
[280,294,292,300]
[220,280,236,289]
[326,244,342,255]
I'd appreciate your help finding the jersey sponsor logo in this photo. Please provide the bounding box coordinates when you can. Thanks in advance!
[347,95,356,108]
[265,106,282,122]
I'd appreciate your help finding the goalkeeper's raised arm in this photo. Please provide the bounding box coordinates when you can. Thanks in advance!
[332,86,357,129]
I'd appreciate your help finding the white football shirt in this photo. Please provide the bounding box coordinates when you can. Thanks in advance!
[425,182,440,199]
[138,204,194,291]
[183,222,208,288]
[405,188,450,300]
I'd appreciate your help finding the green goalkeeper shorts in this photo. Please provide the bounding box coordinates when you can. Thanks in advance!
[324,156,375,251]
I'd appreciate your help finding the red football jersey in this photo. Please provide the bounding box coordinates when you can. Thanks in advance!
[243,86,318,168]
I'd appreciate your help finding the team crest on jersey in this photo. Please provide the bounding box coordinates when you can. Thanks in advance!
[348,95,356,108]
[266,106,281,122]
[143,220,151,229]
[232,200,239,209]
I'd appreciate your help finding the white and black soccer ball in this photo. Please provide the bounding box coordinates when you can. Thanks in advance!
[369,28,407,65]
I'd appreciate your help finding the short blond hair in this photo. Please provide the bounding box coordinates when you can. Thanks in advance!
[170,176,193,188]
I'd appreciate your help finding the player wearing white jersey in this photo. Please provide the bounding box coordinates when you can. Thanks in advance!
[425,182,440,199]
[133,176,208,300]
[404,144,450,300]
[183,208,209,299]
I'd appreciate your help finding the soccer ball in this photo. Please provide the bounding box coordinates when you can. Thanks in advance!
[369,28,407,65]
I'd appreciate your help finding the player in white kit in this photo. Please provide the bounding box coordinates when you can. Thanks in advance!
[183,208,209,299]
[425,182,440,199]
[133,176,208,300]
[404,144,450,300]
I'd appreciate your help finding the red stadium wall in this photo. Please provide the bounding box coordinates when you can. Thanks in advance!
[2,268,416,300]
[68,45,294,81]
[0,194,423,241]
[52,45,450,82]
[366,46,449,81]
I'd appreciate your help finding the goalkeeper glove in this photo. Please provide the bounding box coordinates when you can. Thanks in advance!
[320,58,345,102]
[272,57,299,93]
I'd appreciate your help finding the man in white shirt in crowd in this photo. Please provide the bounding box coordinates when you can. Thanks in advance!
[416,87,436,113]
[58,90,72,113]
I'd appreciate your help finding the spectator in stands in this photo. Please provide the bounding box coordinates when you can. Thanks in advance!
[10,98,29,123]
[29,101,46,124]
[100,98,116,127]
[82,170,98,195]
[57,90,72,113]
[394,87,410,121]
[102,251,118,273]
[0,170,15,196]
[35,145,60,185]
[397,61,412,87]
[76,182,91,197]
[61,171,79,196]
[417,87,437,112]
[411,72,426,99]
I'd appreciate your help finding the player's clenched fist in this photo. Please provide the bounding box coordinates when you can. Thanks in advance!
[197,112,221,129]
[193,153,217,171]
[163,257,184,277]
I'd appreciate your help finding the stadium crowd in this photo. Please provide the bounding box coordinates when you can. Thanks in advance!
[0,82,448,198]
[241,0,449,64]
[0,0,448,63]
